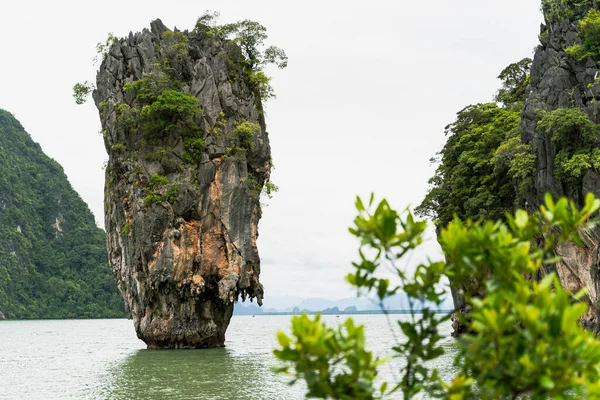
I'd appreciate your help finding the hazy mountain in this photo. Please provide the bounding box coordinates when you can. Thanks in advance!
[253,293,453,313]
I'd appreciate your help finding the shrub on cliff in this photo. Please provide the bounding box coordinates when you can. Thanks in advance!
[194,11,287,101]
[542,0,594,22]
[565,8,600,61]
[275,193,600,399]
[537,108,600,185]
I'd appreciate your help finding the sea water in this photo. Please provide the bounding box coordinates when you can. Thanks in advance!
[0,315,457,399]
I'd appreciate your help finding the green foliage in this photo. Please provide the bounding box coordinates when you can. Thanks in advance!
[348,196,446,399]
[538,107,600,150]
[493,137,536,179]
[555,148,600,184]
[0,109,125,319]
[111,143,126,153]
[222,146,246,160]
[442,193,600,399]
[144,147,169,162]
[122,68,206,162]
[196,15,287,69]
[143,174,179,206]
[194,11,287,101]
[246,70,275,100]
[182,137,206,163]
[262,181,279,199]
[139,89,200,135]
[232,120,260,137]
[537,108,600,184]
[495,58,532,109]
[161,30,189,59]
[73,81,94,105]
[541,0,594,22]
[115,103,140,133]
[120,222,133,237]
[416,103,524,227]
[123,70,176,104]
[149,174,169,189]
[95,33,116,64]
[163,185,179,204]
[143,193,162,207]
[232,120,259,148]
[274,314,384,399]
[275,193,600,399]
[493,136,536,194]
[565,8,600,61]
[75,33,116,104]
[418,59,536,229]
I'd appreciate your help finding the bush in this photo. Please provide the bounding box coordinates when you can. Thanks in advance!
[73,82,93,105]
[232,120,260,149]
[120,222,133,236]
[537,108,600,150]
[275,193,600,399]
[193,12,287,101]
[149,174,169,189]
[565,8,600,61]
[183,137,206,163]
[537,108,600,184]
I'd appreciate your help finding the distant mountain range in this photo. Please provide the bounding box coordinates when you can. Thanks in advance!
[234,293,454,315]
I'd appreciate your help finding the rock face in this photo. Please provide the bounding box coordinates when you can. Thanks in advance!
[521,6,600,329]
[93,20,271,348]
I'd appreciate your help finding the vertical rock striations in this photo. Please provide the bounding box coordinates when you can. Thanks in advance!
[94,19,272,348]
[521,3,600,330]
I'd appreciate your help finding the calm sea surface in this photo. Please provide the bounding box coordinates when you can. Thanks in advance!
[0,315,457,399]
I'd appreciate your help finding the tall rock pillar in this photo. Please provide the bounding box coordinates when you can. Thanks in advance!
[93,19,271,348]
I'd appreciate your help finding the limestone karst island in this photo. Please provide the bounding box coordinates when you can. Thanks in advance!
[7,1,600,399]
[95,18,275,349]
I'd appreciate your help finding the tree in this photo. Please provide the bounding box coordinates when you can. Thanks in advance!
[72,82,93,105]
[495,58,531,109]
[416,59,535,230]
[415,103,521,227]
[195,11,287,70]
[565,8,600,61]
[274,193,600,399]
[75,13,287,104]
[194,11,287,101]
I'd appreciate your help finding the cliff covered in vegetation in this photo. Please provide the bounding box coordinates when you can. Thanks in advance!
[0,109,124,319]
[93,17,280,348]
[420,0,600,333]
[521,0,600,329]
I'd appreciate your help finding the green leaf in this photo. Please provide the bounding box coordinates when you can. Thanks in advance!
[540,376,555,390]
[277,331,292,348]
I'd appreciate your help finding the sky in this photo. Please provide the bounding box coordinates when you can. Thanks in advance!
[0,1,543,300]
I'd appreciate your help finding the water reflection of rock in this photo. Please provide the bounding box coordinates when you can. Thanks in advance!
[101,348,287,400]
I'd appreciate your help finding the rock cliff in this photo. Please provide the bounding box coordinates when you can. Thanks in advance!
[521,3,600,329]
[93,19,272,348]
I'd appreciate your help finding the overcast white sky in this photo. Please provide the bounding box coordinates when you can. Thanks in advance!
[0,1,543,300]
